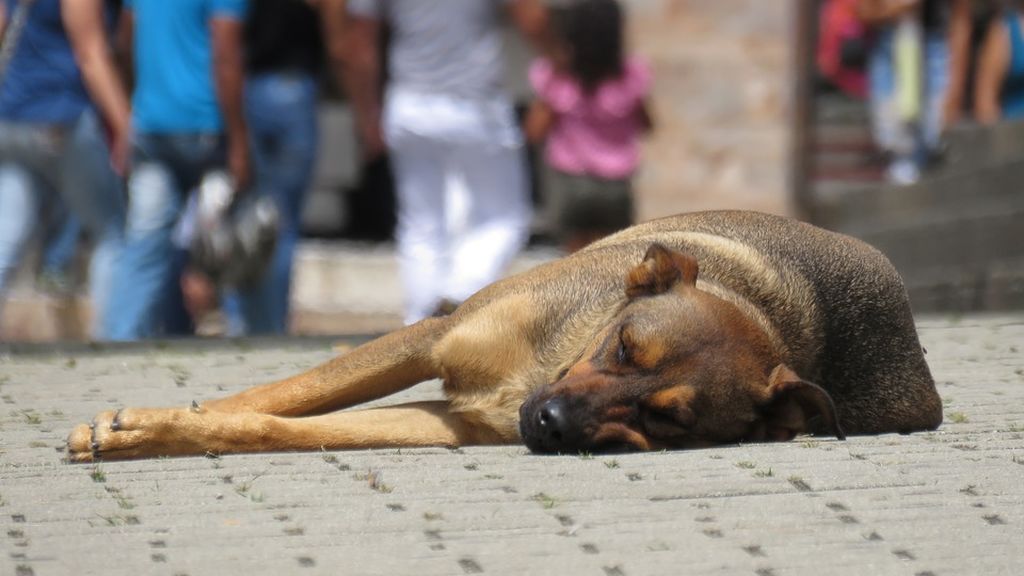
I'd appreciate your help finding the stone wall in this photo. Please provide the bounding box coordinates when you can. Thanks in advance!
[816,121,1024,312]
[625,0,798,220]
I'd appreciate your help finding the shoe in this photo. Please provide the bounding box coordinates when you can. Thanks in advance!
[885,159,920,186]
[430,299,461,317]
[36,270,76,297]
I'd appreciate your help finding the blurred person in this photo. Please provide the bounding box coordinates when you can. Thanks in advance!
[104,0,250,340]
[343,0,547,325]
[525,0,653,254]
[859,0,952,185]
[220,0,323,336]
[818,0,870,98]
[973,0,1024,122]
[0,0,130,338]
[943,0,1005,125]
[944,0,978,124]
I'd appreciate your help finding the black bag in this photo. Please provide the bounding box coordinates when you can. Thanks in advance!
[839,35,869,69]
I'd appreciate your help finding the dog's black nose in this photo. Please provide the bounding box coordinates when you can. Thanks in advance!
[535,397,570,449]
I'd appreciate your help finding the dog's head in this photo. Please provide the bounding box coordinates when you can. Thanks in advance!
[519,243,844,453]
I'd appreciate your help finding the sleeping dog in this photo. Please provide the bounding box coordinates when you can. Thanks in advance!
[67,211,942,461]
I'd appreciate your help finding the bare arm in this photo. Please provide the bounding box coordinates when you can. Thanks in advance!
[62,0,131,172]
[114,6,134,89]
[337,12,384,160]
[507,0,551,52]
[944,0,972,125]
[524,99,554,145]
[638,98,654,134]
[210,16,250,189]
[857,0,921,25]
[320,0,348,88]
[974,18,1010,124]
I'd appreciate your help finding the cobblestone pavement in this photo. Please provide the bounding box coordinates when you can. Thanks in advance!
[1,314,1022,576]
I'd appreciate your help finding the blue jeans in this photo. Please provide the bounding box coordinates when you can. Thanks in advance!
[42,210,81,278]
[0,111,125,336]
[105,133,224,340]
[224,72,318,335]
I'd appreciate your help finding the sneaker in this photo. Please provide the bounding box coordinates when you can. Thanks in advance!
[885,159,920,186]
[36,269,76,297]
[430,299,461,317]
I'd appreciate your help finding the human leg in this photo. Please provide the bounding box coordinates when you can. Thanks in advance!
[0,163,41,294]
[106,133,227,340]
[59,110,126,336]
[388,133,449,324]
[39,206,80,291]
[381,89,454,324]
[868,25,919,184]
[231,73,318,334]
[104,138,186,340]
[921,30,950,158]
[445,142,530,304]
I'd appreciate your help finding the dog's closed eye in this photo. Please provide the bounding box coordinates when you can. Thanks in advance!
[616,325,634,366]
[639,406,690,439]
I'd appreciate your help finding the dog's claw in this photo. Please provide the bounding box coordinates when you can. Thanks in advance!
[190,400,201,413]
[110,410,123,431]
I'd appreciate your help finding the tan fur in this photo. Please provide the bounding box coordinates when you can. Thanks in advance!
[66,211,942,462]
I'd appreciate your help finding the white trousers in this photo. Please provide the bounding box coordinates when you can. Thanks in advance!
[383,88,531,324]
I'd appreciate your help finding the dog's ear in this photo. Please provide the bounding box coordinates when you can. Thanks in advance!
[761,365,845,442]
[625,243,699,298]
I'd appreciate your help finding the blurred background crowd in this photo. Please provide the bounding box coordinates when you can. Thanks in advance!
[1,0,1022,343]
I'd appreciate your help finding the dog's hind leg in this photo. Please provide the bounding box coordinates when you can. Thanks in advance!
[67,401,506,462]
[201,317,451,417]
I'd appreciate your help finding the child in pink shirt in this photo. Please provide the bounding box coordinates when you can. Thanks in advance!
[526,0,653,252]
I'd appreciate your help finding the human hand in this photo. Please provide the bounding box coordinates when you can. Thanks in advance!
[227,136,252,193]
[359,121,386,163]
[943,96,963,128]
[109,127,131,177]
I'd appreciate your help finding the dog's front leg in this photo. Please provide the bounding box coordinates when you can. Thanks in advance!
[202,317,451,417]
[66,401,506,463]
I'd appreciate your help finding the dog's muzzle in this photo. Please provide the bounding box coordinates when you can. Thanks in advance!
[519,396,589,454]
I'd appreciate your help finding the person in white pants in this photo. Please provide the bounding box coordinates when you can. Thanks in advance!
[341,0,548,324]
[385,89,531,323]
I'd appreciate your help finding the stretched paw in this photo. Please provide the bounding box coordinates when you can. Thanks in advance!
[65,407,195,463]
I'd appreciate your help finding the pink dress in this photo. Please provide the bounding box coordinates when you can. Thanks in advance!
[529,56,652,180]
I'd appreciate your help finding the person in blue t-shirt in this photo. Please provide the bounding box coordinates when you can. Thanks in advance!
[104,0,250,340]
[0,0,130,338]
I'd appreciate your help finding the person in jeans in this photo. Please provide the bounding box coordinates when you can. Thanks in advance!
[221,0,322,335]
[344,0,548,325]
[859,0,952,185]
[0,0,130,338]
[104,0,249,340]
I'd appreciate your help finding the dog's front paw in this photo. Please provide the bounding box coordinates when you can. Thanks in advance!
[66,419,99,463]
[65,408,191,463]
[66,409,121,463]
